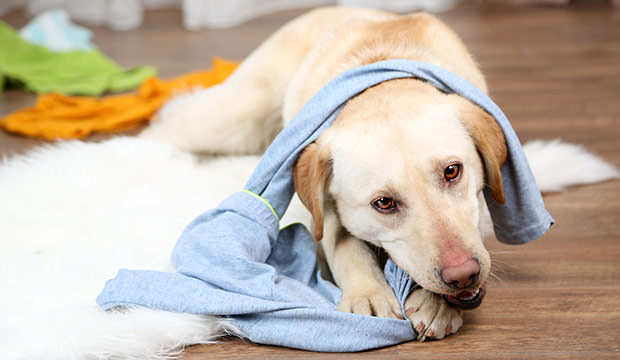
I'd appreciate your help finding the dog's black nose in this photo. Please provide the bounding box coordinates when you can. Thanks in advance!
[440,258,480,289]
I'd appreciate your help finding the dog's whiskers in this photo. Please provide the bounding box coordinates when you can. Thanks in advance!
[489,258,510,268]
[488,270,504,283]
[487,253,509,286]
[490,262,508,271]
[488,250,517,255]
[488,256,508,285]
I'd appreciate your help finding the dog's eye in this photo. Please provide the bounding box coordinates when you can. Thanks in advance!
[372,196,398,213]
[444,163,462,182]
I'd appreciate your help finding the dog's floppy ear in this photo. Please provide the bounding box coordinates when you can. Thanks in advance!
[458,98,508,204]
[293,142,332,241]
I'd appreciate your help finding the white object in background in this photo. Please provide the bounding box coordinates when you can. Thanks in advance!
[181,0,205,30]
[181,0,460,30]
[24,0,64,18]
[19,9,95,51]
[107,0,144,30]
[13,0,154,30]
[339,0,460,13]
[184,0,331,30]
[64,0,106,25]
[9,0,461,31]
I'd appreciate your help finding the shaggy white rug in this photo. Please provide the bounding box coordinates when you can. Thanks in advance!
[0,138,260,360]
[0,136,617,360]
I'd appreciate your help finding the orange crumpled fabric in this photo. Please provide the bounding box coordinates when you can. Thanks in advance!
[0,58,238,140]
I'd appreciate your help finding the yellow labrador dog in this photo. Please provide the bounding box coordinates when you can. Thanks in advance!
[142,7,507,340]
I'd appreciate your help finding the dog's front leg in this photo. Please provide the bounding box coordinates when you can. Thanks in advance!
[331,234,402,319]
[404,288,463,341]
[320,215,402,319]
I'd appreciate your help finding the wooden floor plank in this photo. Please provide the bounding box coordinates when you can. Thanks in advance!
[181,342,397,360]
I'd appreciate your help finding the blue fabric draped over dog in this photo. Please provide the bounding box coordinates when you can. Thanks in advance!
[97,59,553,352]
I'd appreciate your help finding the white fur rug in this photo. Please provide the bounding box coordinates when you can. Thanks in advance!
[0,136,617,360]
[0,138,258,360]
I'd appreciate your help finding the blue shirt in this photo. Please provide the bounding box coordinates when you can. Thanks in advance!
[97,59,553,352]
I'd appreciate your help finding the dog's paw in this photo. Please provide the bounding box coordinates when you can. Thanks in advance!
[404,289,463,341]
[337,283,402,319]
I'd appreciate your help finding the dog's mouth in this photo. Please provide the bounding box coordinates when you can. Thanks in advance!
[442,283,486,310]
[380,247,487,310]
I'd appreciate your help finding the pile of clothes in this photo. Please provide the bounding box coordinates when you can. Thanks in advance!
[0,10,237,139]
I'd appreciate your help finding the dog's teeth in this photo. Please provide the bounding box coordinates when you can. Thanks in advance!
[457,288,480,301]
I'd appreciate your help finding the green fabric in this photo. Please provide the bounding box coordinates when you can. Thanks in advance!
[0,21,156,95]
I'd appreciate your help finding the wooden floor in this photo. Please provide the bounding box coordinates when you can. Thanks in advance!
[2,2,619,359]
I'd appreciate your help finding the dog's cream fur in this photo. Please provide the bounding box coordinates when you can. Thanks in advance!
[143,7,505,340]
[2,7,619,360]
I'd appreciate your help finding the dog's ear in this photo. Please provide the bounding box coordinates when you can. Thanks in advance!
[458,98,508,204]
[293,142,332,241]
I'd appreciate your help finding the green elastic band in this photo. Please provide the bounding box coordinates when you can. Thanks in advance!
[279,222,303,232]
[240,190,280,221]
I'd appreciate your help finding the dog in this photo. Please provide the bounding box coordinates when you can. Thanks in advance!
[3,7,619,359]
[142,7,507,340]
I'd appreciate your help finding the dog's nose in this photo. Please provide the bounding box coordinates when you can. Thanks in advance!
[440,258,480,289]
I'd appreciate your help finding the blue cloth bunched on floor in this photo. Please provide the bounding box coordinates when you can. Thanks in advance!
[97,59,553,352]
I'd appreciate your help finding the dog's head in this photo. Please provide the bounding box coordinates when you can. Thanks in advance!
[294,79,507,306]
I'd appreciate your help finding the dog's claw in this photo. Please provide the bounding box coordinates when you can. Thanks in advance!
[415,322,425,333]
[404,289,463,340]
